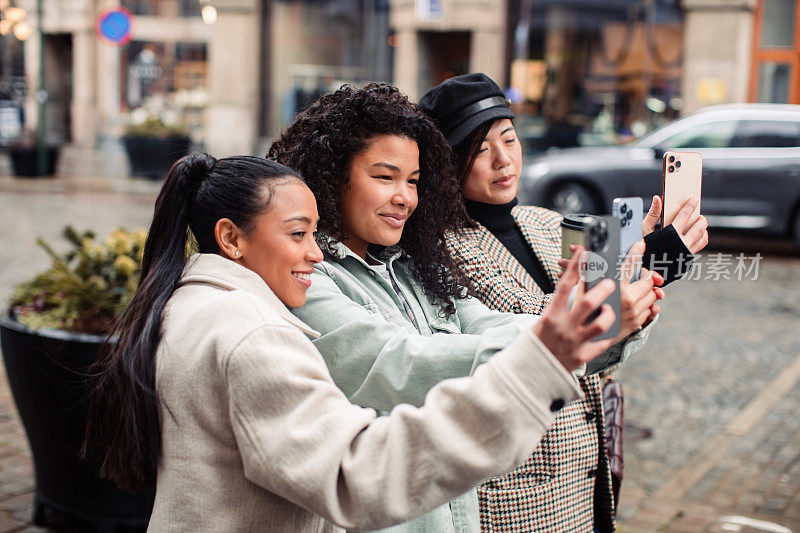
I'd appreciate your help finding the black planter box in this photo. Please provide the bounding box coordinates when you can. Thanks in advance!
[8,146,59,177]
[122,135,192,180]
[0,316,154,531]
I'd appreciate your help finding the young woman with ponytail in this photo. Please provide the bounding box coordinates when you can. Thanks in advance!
[85,152,620,531]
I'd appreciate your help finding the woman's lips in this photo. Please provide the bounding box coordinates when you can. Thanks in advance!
[292,271,312,287]
[493,175,516,187]
[379,214,407,228]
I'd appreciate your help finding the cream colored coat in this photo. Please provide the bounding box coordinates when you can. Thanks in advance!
[147,254,582,532]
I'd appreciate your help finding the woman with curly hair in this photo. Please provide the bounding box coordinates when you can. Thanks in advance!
[269,83,654,532]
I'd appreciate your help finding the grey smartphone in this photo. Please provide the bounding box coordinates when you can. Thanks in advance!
[583,216,621,340]
[612,197,643,282]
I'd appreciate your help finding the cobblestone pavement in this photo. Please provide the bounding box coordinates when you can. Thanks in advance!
[1,176,799,532]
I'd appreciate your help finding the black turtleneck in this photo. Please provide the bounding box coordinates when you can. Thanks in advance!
[464,198,555,294]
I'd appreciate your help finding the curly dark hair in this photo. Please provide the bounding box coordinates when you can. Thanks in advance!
[269,83,471,316]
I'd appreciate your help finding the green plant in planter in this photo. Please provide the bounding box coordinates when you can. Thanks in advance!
[124,115,188,139]
[9,226,147,335]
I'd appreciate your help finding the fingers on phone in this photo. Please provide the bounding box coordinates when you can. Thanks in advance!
[643,196,662,234]
[582,304,615,340]
[621,242,645,284]
[685,215,709,253]
[691,231,710,254]
[577,279,614,324]
[673,196,700,231]
[635,308,653,328]
[650,270,664,287]
[555,252,582,297]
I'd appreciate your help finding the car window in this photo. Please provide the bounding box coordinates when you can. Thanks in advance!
[662,120,739,149]
[731,120,800,147]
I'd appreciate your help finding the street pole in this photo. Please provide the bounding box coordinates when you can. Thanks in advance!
[36,0,45,175]
[257,0,271,147]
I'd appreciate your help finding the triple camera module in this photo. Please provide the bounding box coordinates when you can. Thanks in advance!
[617,202,634,227]
[667,154,682,174]
[588,218,609,252]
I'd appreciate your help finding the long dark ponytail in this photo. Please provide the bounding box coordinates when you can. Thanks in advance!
[84,153,301,492]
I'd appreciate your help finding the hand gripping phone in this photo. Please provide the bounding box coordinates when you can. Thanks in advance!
[612,197,643,282]
[582,216,621,340]
[662,151,702,227]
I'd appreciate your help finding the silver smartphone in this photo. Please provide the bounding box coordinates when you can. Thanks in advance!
[612,197,643,282]
[583,216,621,340]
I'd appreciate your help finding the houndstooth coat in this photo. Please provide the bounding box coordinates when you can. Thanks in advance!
[446,205,616,532]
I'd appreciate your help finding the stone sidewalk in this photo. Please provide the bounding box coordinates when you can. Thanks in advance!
[616,353,800,532]
[1,176,799,532]
[0,361,37,532]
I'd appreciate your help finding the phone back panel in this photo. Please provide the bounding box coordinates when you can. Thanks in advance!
[613,197,643,282]
[612,197,643,256]
[662,151,702,226]
[583,216,621,341]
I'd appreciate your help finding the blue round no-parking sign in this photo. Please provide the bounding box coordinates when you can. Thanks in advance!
[96,8,133,45]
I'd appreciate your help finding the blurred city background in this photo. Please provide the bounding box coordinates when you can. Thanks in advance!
[0,0,789,173]
[1,0,800,532]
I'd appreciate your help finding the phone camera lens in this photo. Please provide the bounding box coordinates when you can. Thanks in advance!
[620,204,627,214]
[627,210,633,220]
[668,155,675,163]
[675,160,682,168]
[669,165,675,173]
[590,221,608,250]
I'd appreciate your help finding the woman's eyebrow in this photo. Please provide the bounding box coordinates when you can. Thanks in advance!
[371,162,400,172]
[284,216,313,223]
[371,162,419,175]
[500,126,515,135]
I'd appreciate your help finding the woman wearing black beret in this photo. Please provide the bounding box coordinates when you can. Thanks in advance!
[419,73,709,532]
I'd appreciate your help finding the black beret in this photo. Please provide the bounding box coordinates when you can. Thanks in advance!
[419,73,515,147]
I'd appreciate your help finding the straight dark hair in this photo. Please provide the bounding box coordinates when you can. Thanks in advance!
[83,153,301,492]
[453,120,493,186]
[451,120,494,229]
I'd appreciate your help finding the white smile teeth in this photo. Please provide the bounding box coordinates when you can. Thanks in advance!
[293,273,311,281]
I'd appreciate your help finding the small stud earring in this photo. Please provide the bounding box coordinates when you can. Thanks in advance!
[234,250,240,256]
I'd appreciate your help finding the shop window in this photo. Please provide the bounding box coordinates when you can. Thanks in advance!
[0,31,26,145]
[760,0,796,48]
[122,0,200,17]
[758,62,791,103]
[507,1,685,151]
[750,0,800,103]
[120,40,208,141]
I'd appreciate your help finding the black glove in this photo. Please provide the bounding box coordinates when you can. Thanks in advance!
[642,224,694,286]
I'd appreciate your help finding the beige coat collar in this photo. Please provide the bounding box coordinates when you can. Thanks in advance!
[180,253,320,338]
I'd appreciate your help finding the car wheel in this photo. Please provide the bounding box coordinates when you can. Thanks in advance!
[547,182,599,215]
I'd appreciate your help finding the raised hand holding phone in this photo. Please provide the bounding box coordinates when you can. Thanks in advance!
[534,246,616,371]
[644,195,709,254]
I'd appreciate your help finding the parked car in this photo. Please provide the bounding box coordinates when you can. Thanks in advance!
[518,104,800,246]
